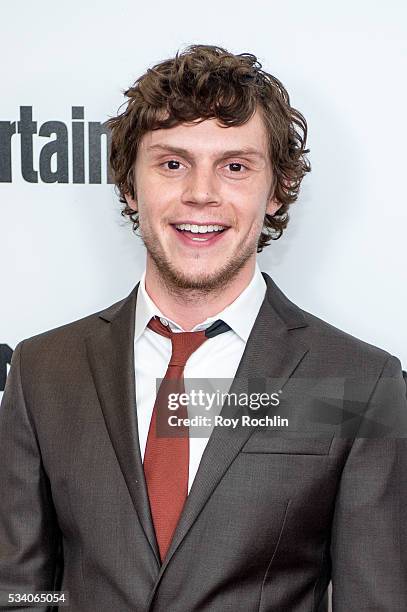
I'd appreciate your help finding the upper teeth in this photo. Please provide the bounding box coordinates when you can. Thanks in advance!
[175,224,225,233]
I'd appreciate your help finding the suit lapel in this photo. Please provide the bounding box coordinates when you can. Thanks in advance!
[85,284,161,566]
[84,272,310,581]
[155,272,310,579]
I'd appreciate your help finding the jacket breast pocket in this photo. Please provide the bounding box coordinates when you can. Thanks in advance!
[240,431,334,455]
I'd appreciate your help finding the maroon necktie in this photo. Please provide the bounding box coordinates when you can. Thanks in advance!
[143,316,230,561]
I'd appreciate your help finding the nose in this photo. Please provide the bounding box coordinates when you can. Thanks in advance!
[181,165,220,207]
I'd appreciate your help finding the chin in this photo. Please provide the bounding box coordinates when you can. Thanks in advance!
[166,266,227,291]
[146,233,257,292]
[149,255,229,291]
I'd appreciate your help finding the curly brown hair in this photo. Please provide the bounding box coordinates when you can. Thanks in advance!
[107,44,311,252]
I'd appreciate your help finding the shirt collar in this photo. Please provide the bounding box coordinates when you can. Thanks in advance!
[134,263,267,343]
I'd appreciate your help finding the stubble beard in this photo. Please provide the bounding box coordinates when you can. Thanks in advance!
[139,222,262,298]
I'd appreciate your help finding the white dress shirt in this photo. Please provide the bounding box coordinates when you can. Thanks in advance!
[134,263,267,493]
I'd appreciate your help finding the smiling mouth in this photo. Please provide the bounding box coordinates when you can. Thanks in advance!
[171,222,230,243]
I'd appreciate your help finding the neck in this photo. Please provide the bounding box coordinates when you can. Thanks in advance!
[144,259,256,331]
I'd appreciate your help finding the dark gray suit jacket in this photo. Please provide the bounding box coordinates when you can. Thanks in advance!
[1,273,406,611]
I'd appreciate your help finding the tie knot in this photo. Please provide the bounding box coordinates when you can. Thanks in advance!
[147,317,207,368]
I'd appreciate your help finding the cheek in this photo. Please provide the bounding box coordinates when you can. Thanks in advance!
[137,187,167,221]
[233,196,267,231]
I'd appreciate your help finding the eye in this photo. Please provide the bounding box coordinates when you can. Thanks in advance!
[163,160,182,170]
[227,162,246,172]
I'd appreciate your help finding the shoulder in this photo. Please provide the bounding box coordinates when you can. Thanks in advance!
[296,306,402,384]
[302,307,389,358]
[16,288,136,365]
[263,272,397,377]
[264,272,392,363]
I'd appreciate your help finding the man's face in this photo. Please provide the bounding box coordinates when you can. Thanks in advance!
[125,109,281,291]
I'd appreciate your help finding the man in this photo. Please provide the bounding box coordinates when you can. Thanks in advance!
[0,45,406,611]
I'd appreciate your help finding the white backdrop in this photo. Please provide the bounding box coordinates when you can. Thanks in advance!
[1,0,406,398]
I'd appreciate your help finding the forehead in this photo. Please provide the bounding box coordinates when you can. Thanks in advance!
[139,110,269,157]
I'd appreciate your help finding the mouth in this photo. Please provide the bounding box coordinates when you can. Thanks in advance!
[170,222,230,247]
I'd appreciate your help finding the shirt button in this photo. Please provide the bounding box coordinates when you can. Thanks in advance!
[160,317,169,326]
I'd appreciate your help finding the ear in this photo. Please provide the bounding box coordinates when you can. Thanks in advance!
[266,196,282,216]
[124,192,138,212]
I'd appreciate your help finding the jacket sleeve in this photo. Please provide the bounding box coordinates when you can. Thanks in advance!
[330,354,407,611]
[0,341,63,611]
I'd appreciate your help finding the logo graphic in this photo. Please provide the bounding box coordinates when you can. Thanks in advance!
[0,106,113,184]
[0,344,13,393]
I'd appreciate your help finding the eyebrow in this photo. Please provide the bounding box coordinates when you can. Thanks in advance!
[147,143,266,161]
